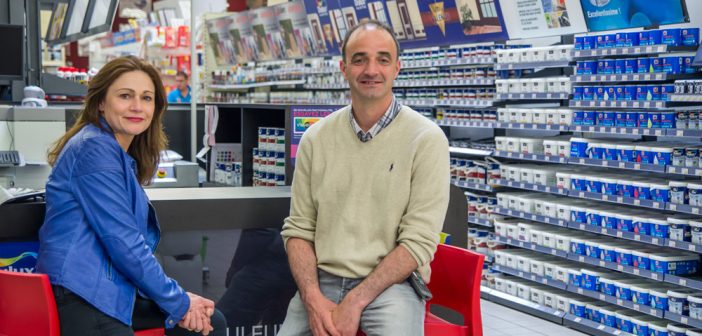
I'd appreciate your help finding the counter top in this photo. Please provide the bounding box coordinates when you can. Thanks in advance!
[0,187,292,240]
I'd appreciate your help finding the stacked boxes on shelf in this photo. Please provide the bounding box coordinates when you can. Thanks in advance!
[252,127,285,187]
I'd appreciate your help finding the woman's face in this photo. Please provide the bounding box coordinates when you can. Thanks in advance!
[99,71,156,151]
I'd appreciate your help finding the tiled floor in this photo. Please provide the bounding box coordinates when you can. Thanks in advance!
[481,300,587,336]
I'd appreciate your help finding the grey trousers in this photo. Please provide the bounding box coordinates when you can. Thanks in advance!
[277,269,425,336]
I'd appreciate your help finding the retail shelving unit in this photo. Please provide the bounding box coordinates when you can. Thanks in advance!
[439,29,702,332]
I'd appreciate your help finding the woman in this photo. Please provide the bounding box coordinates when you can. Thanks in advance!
[37,56,226,336]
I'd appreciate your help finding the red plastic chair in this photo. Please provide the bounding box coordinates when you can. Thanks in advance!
[424,244,484,336]
[357,244,484,336]
[0,269,164,336]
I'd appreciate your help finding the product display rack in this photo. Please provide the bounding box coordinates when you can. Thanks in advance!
[481,286,630,336]
[572,45,698,58]
[445,31,702,333]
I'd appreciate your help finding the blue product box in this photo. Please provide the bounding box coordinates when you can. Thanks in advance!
[654,149,672,166]
[662,28,683,46]
[639,148,655,164]
[634,253,652,270]
[595,86,606,100]
[604,215,619,229]
[572,208,588,223]
[621,182,637,198]
[573,110,585,125]
[632,322,648,336]
[650,292,668,310]
[636,86,648,101]
[682,28,700,47]
[587,210,603,226]
[615,32,628,47]
[649,85,662,101]
[595,35,606,49]
[583,273,600,291]
[570,240,587,256]
[637,58,651,73]
[586,243,601,259]
[652,221,670,238]
[620,145,637,161]
[597,60,607,74]
[623,85,637,101]
[569,270,583,285]
[497,70,510,79]
[627,32,640,47]
[571,139,589,158]
[683,56,696,74]
[633,288,650,305]
[615,59,626,74]
[600,111,616,126]
[583,86,595,100]
[651,57,664,73]
[619,285,634,300]
[662,56,683,74]
[603,60,615,74]
[604,146,619,161]
[661,85,676,102]
[591,309,603,323]
[616,111,627,126]
[603,248,618,263]
[605,86,617,101]
[582,60,597,75]
[603,313,617,328]
[624,59,637,74]
[574,36,584,50]
[618,250,634,266]
[649,30,663,45]
[589,144,605,160]
[651,256,699,275]
[583,35,596,49]
[583,111,596,126]
[648,111,661,127]
[634,219,651,235]
[621,319,634,333]
[619,218,636,233]
[604,34,617,48]
[572,86,584,100]
[639,31,650,46]
[570,302,587,318]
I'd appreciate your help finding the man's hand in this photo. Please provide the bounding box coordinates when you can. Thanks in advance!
[178,292,215,335]
[303,292,341,336]
[331,299,363,336]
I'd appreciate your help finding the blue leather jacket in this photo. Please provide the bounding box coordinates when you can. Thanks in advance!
[36,120,189,328]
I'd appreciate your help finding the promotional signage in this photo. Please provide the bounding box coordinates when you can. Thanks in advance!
[302,0,509,56]
[501,0,588,39]
[579,0,687,32]
[276,1,318,58]
[205,15,241,66]
[290,105,340,165]
[250,7,282,61]
[0,241,39,273]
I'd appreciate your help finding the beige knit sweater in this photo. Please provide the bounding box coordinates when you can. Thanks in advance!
[281,105,450,280]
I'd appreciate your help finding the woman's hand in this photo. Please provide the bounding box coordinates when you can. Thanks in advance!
[178,292,215,335]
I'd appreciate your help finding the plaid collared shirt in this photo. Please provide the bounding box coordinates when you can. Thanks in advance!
[349,96,402,142]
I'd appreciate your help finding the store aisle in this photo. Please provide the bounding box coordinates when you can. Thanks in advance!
[481,300,586,336]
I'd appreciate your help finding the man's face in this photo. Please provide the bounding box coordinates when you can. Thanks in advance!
[175,75,188,91]
[340,27,400,103]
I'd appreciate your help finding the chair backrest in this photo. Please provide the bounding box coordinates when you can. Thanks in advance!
[0,270,61,336]
[426,244,485,336]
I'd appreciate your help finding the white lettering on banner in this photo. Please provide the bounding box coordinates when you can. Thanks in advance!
[3,266,35,273]
[587,8,621,18]
[234,324,281,336]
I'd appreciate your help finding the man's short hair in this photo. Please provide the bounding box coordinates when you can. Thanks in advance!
[176,71,189,79]
[341,19,400,62]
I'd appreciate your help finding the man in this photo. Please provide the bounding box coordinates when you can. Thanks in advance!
[279,20,449,336]
[168,71,191,103]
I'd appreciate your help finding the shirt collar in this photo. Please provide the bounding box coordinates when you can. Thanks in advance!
[349,96,402,142]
